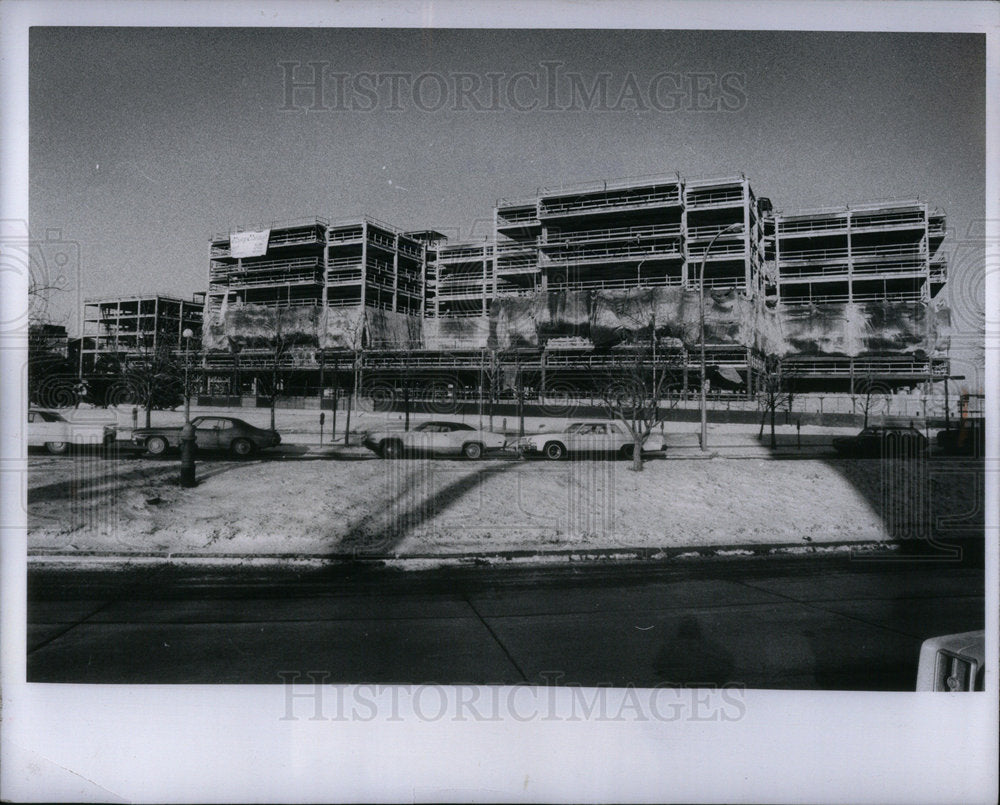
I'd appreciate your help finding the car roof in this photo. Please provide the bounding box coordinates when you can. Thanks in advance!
[568,421,620,426]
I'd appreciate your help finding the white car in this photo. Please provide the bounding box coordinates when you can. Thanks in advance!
[515,421,660,461]
[916,630,985,691]
[362,420,508,459]
[27,408,117,454]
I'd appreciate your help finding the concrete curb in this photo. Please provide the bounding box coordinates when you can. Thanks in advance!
[27,540,903,570]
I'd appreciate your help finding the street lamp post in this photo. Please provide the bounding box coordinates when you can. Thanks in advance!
[698,222,742,452]
[182,328,194,423]
[632,252,658,415]
[179,327,196,487]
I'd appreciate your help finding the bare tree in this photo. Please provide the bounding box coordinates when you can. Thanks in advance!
[27,269,75,406]
[115,338,184,428]
[254,312,291,432]
[27,323,76,407]
[600,340,682,471]
[855,368,889,429]
[594,288,688,470]
[756,355,797,449]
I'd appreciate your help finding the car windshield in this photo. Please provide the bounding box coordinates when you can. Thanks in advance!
[31,410,66,422]
[566,423,587,433]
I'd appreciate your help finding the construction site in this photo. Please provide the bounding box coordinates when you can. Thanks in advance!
[81,170,950,409]
[78,292,206,375]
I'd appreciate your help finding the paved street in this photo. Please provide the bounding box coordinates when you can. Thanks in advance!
[27,553,984,689]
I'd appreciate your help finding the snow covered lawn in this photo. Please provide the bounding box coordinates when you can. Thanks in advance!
[27,450,980,558]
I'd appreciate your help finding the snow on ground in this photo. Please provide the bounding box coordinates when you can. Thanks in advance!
[27,445,979,558]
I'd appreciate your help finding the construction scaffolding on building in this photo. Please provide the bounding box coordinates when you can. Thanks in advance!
[772,200,949,391]
[79,293,205,375]
[193,171,950,404]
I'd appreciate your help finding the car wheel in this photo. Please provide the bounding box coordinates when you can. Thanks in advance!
[619,444,635,460]
[45,441,68,455]
[231,438,254,457]
[543,441,566,461]
[381,439,403,459]
[462,442,484,460]
[146,436,169,456]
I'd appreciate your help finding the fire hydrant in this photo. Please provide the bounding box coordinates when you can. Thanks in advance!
[179,421,196,488]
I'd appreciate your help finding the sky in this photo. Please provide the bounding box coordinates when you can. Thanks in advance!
[28,28,986,385]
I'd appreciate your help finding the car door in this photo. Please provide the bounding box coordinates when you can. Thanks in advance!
[563,423,589,452]
[607,422,628,451]
[570,424,605,454]
[443,424,477,455]
[591,423,615,453]
[407,422,439,454]
[215,419,237,450]
[192,417,222,450]
[29,411,67,445]
[426,423,456,454]
[26,411,44,446]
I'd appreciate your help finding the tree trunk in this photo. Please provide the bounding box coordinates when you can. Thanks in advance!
[516,368,525,437]
[271,360,279,431]
[758,408,766,439]
[344,390,352,446]
[770,406,776,450]
[404,387,410,431]
[632,441,643,472]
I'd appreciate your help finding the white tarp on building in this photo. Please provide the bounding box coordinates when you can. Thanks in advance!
[230,228,271,258]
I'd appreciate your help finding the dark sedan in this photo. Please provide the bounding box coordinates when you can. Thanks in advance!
[935,420,984,456]
[132,416,281,457]
[831,425,927,458]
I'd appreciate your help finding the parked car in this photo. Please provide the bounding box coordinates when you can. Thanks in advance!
[27,408,117,454]
[935,419,984,456]
[916,630,985,691]
[515,421,660,461]
[131,416,281,457]
[362,421,507,459]
[831,425,927,457]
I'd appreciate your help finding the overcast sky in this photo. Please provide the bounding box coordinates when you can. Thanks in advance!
[29,28,985,382]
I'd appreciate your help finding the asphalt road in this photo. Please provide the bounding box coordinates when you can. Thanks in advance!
[26,552,984,689]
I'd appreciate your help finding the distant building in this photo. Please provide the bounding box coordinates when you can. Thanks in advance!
[79,293,204,374]
[28,322,68,358]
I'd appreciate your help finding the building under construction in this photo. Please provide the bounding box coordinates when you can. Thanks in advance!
[79,293,205,375]
[202,217,425,394]
[197,170,949,401]
[773,200,947,390]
